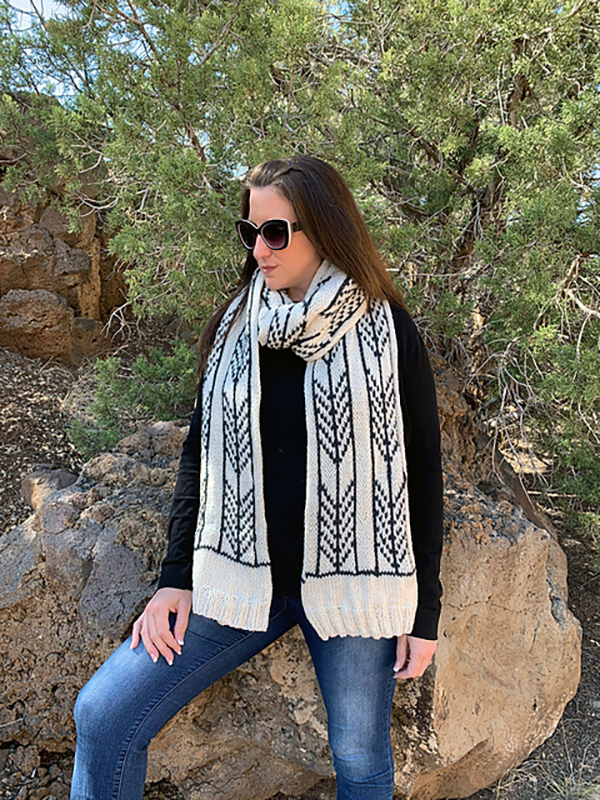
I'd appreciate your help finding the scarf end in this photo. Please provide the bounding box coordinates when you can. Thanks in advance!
[192,548,272,632]
[301,574,418,641]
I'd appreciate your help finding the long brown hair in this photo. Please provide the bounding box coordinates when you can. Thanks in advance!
[198,155,407,374]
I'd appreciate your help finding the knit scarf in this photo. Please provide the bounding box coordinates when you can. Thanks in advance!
[192,260,417,640]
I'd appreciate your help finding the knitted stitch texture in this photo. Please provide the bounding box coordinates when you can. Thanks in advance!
[192,260,417,640]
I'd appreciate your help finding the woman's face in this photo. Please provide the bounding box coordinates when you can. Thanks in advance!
[248,185,322,302]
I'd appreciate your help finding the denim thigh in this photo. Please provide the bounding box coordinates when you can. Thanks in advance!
[289,597,398,800]
[71,597,295,800]
[71,596,398,800]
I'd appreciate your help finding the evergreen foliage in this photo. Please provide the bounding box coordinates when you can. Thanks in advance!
[1,0,599,532]
[68,340,198,459]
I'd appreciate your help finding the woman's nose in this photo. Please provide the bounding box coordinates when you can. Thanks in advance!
[253,234,271,260]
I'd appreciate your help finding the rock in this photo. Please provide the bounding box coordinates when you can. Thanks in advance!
[145,420,188,456]
[10,745,41,776]
[80,452,151,486]
[409,491,581,800]
[78,534,151,639]
[0,289,74,362]
[0,187,35,235]
[43,521,96,601]
[117,428,154,458]
[39,204,96,250]
[0,225,92,310]
[36,498,81,534]
[71,316,107,363]
[0,518,41,609]
[0,395,581,800]
[21,468,78,512]
[52,238,95,317]
[98,247,126,320]
[0,186,125,363]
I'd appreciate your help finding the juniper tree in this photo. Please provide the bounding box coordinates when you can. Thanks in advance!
[1,0,599,521]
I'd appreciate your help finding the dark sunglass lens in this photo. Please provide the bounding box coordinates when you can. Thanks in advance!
[237,221,257,250]
[262,220,288,250]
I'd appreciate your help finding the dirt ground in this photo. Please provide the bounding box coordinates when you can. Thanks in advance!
[0,339,598,800]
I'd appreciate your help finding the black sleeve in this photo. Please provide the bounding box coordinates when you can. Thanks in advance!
[391,305,444,640]
[157,385,202,591]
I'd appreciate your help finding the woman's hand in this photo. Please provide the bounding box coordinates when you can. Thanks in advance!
[131,587,192,665]
[394,634,437,680]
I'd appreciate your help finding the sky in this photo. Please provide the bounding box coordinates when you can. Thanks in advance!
[8,0,69,27]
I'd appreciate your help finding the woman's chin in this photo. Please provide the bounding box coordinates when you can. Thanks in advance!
[263,275,285,292]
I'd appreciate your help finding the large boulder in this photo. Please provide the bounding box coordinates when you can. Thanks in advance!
[0,370,581,800]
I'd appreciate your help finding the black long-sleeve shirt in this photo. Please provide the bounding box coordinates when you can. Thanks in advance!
[158,304,444,640]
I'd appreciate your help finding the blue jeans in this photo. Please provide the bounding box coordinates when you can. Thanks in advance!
[71,596,398,800]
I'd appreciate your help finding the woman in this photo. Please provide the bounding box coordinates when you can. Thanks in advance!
[70,156,443,800]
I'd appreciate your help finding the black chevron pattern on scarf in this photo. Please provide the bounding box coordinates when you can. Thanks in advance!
[371,373,401,464]
[356,302,409,575]
[313,350,353,463]
[312,342,358,576]
[319,278,366,332]
[315,481,358,573]
[217,329,257,565]
[259,275,365,360]
[196,264,414,607]
[222,481,256,561]
[261,283,308,349]
[373,476,409,571]
[195,299,244,550]
[229,328,250,383]
[222,391,252,472]
[204,295,243,382]
[294,278,365,360]
[358,300,390,360]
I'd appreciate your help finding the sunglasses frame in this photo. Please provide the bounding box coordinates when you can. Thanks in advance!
[235,218,302,251]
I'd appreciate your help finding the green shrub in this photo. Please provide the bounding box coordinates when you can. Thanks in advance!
[3,0,599,564]
[69,340,198,459]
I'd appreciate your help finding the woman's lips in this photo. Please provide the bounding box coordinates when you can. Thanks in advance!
[260,265,277,274]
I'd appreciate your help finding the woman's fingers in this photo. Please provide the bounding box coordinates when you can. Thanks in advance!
[130,616,142,650]
[147,612,179,665]
[131,588,193,664]
[397,655,425,680]
[141,606,179,664]
[173,596,192,647]
[394,635,437,680]
[139,615,159,663]
[394,634,408,674]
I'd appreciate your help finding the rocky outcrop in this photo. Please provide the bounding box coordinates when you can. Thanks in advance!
[0,366,581,800]
[0,186,125,363]
[20,467,78,513]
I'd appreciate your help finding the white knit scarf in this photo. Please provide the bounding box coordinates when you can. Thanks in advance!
[192,260,417,640]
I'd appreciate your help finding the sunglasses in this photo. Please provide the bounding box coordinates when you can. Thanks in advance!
[235,218,302,251]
